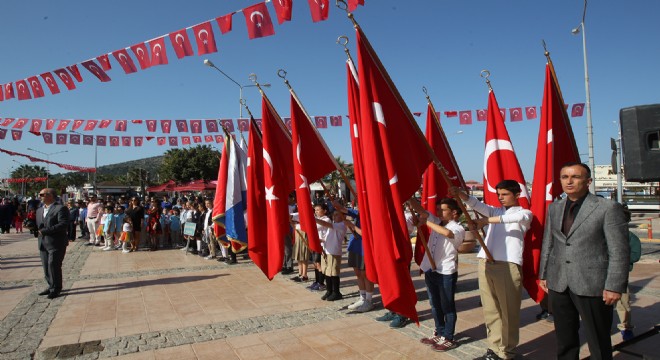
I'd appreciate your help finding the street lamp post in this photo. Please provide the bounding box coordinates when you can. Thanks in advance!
[26,148,68,188]
[572,0,595,193]
[203,59,271,118]
[70,130,98,195]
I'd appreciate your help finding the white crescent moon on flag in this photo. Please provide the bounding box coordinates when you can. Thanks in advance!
[153,44,161,56]
[59,73,69,83]
[483,139,514,193]
[296,136,302,165]
[372,102,386,126]
[175,34,185,45]
[478,110,485,118]
[263,149,274,178]
[18,83,25,91]
[513,109,520,117]
[136,47,145,58]
[31,81,39,89]
[250,11,264,25]
[352,124,358,138]
[462,113,469,121]
[118,53,128,63]
[45,78,54,86]
[198,29,208,40]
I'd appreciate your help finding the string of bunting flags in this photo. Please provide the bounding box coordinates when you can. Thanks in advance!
[0,0,365,103]
[2,177,48,183]
[0,148,96,172]
[0,102,585,144]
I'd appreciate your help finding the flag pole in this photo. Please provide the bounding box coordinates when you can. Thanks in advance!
[277,68,358,201]
[343,8,494,262]
[250,74,292,143]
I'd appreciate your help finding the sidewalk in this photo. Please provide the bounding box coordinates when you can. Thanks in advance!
[0,232,658,359]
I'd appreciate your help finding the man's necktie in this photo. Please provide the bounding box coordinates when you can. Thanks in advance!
[562,202,577,236]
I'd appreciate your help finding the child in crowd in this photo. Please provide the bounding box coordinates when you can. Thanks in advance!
[14,209,24,233]
[101,206,114,251]
[309,203,331,291]
[120,217,133,253]
[316,210,347,301]
[113,206,126,249]
[169,208,182,248]
[160,207,171,248]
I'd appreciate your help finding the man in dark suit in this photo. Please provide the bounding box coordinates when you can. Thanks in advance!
[36,188,70,299]
[539,163,629,360]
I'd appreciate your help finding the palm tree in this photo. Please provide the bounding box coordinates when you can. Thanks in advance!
[10,165,47,196]
[323,156,354,199]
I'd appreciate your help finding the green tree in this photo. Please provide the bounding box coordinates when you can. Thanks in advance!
[10,165,47,196]
[49,172,88,194]
[159,145,221,183]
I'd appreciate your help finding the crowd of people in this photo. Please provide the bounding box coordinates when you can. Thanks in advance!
[7,162,637,359]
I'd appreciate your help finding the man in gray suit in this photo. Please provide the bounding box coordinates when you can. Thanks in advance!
[539,163,629,360]
[36,188,70,299]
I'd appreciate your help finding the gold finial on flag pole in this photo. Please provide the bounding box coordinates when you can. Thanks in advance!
[480,70,493,91]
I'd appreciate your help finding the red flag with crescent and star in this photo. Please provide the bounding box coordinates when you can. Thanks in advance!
[149,37,168,66]
[40,73,60,94]
[356,27,432,324]
[53,69,76,90]
[510,107,523,122]
[130,43,151,70]
[66,65,82,82]
[12,118,28,129]
[526,106,537,120]
[10,130,22,140]
[525,61,581,303]
[112,49,138,74]
[247,117,269,278]
[70,134,80,145]
[290,93,336,254]
[216,13,233,34]
[27,76,45,98]
[4,83,15,99]
[307,0,329,22]
[571,103,585,117]
[134,137,144,146]
[483,90,529,208]
[42,133,52,143]
[96,54,111,71]
[145,120,157,132]
[115,120,127,132]
[243,3,275,40]
[169,29,194,59]
[16,80,31,100]
[45,119,56,130]
[459,110,472,125]
[30,119,43,133]
[96,135,107,146]
[81,60,111,82]
[161,120,172,133]
[175,120,189,132]
[192,22,218,55]
[272,0,293,24]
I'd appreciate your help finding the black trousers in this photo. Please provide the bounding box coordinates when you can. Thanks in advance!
[549,288,613,360]
[282,233,293,269]
[40,244,67,293]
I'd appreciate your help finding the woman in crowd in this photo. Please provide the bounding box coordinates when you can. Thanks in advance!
[146,199,162,251]
[125,197,144,251]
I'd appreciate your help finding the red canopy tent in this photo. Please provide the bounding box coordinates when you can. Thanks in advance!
[172,180,217,192]
[146,180,177,193]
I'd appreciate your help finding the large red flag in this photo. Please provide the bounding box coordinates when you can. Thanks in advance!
[416,105,467,265]
[169,29,194,59]
[242,3,275,39]
[290,93,336,254]
[356,27,432,323]
[524,61,580,303]
[272,0,293,24]
[307,0,329,22]
[483,90,530,209]
[192,22,218,55]
[247,118,269,277]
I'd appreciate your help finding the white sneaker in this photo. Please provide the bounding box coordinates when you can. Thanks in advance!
[122,249,130,253]
[356,299,374,313]
[347,299,365,310]
[204,255,215,260]
[102,246,113,251]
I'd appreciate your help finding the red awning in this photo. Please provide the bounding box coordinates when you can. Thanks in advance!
[172,180,217,192]
[146,180,177,192]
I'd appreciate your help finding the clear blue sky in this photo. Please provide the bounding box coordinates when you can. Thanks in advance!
[1,0,658,182]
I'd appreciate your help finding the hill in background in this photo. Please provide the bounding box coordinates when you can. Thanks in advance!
[96,155,164,177]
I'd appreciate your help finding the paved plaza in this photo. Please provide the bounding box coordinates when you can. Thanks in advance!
[0,224,658,359]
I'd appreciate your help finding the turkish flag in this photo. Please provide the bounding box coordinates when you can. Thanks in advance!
[416,105,467,265]
[30,119,43,132]
[169,29,194,59]
[4,83,14,99]
[272,0,293,24]
[190,119,203,134]
[193,136,202,143]
[96,54,111,71]
[444,111,458,117]
[115,120,127,132]
[483,91,529,209]
[42,132,53,144]
[313,116,328,128]
[204,135,214,143]
[215,134,225,143]
[246,117,269,278]
[510,107,523,122]
[84,120,98,131]
[571,103,585,117]
[169,137,178,146]
[192,21,218,55]
[130,43,151,70]
[16,80,32,100]
[109,136,120,147]
[53,69,76,90]
[131,119,142,124]
[70,134,80,145]
[329,115,342,126]
[149,37,168,66]
[83,135,93,145]
[175,119,189,132]
[181,136,191,145]
[12,118,28,129]
[291,94,336,253]
[58,119,72,131]
[99,119,111,129]
[134,137,143,146]
[216,13,233,34]
[11,130,22,141]
[157,137,166,145]
[459,110,473,125]
[67,65,83,82]
[82,60,112,82]
[145,120,157,132]
[236,119,249,132]
[348,0,365,11]
[56,133,67,144]
[243,3,275,40]
[112,49,138,74]
[356,28,432,323]
[160,120,172,134]
[39,73,60,95]
[526,106,537,120]
[0,129,6,139]
[499,108,507,121]
[205,119,218,133]
[525,62,581,303]
[1,118,15,127]
[220,119,234,132]
[307,0,329,22]
[121,136,131,146]
[476,109,487,121]
[96,135,107,146]
[27,76,45,98]
[45,119,56,130]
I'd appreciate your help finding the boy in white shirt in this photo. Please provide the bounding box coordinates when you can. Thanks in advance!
[410,198,465,352]
[315,210,347,301]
